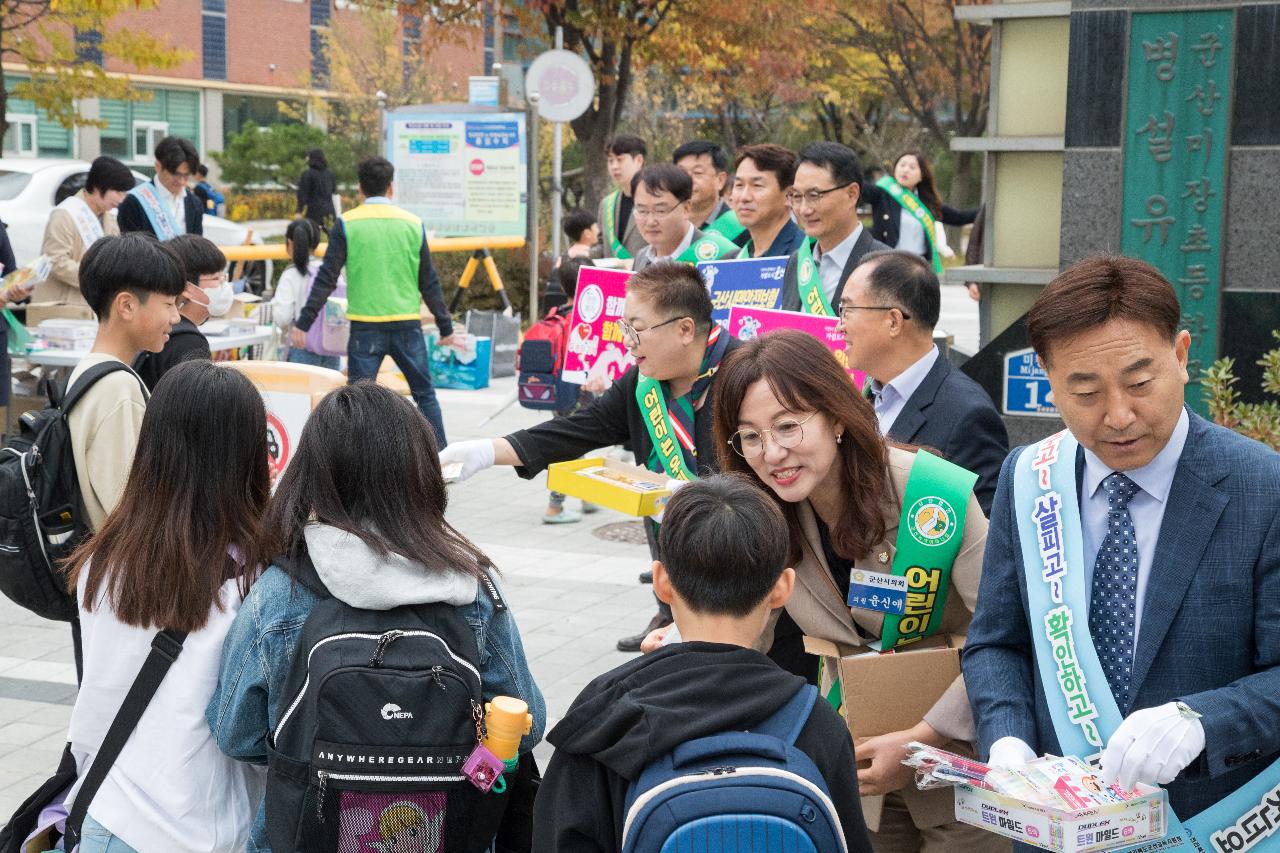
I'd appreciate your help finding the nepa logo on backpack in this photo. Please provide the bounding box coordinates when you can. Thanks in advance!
[621,685,849,853]
[265,556,511,853]
[0,362,146,622]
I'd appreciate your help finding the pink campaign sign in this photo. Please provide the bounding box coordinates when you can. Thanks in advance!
[726,306,867,390]
[562,266,634,385]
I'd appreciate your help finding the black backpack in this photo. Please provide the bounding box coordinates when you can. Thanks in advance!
[0,362,145,623]
[265,553,512,852]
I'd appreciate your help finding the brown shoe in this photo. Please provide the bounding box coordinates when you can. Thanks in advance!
[616,611,673,652]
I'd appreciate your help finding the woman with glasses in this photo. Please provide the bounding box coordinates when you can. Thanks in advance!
[441,261,819,662]
[705,329,1006,853]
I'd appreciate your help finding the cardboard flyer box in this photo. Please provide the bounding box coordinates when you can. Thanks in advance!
[546,458,672,517]
[803,635,962,740]
[23,301,95,325]
[953,782,1167,852]
[426,332,491,390]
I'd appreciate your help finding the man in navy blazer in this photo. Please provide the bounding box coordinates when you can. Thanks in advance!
[963,256,1280,822]
[839,249,1008,514]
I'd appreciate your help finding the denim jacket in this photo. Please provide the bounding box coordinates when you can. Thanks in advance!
[206,530,546,851]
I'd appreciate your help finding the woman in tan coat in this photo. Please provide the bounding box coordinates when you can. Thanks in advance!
[709,329,1008,853]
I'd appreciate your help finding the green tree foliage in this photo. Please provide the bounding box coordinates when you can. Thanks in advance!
[0,0,188,142]
[210,122,356,192]
[1203,333,1280,451]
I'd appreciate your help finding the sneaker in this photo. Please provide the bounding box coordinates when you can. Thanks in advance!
[543,508,582,524]
[616,611,673,653]
[581,501,600,514]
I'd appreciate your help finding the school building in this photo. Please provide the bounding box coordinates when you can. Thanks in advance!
[1,1,498,173]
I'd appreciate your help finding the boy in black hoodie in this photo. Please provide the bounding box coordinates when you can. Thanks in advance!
[533,475,874,853]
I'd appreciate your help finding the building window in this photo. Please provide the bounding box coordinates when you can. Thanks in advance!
[311,0,331,85]
[3,114,37,157]
[133,121,169,163]
[76,28,103,65]
[203,0,227,81]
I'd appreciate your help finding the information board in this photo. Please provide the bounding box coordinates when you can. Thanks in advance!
[386,109,528,239]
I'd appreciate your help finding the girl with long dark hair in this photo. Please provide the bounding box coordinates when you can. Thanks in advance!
[208,381,545,852]
[706,330,1005,853]
[65,360,270,852]
[863,150,978,267]
[270,217,344,370]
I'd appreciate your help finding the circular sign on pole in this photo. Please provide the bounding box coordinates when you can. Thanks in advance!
[525,49,595,123]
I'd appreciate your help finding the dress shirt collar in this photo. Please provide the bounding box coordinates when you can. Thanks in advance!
[1082,407,1190,504]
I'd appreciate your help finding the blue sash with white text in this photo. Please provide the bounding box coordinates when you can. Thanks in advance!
[1015,429,1280,853]
[128,182,183,241]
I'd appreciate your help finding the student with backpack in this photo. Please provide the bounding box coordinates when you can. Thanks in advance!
[68,233,185,532]
[532,474,873,853]
[132,234,231,390]
[271,217,345,370]
[208,381,546,852]
[63,359,271,852]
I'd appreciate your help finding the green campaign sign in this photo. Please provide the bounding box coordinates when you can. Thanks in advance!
[1120,11,1232,414]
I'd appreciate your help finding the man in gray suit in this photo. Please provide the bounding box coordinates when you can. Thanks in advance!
[780,142,890,315]
[840,250,1008,514]
[963,256,1280,833]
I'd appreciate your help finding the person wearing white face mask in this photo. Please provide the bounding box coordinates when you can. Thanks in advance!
[132,234,228,391]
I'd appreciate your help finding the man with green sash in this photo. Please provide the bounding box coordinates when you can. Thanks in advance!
[732,144,805,260]
[440,262,745,652]
[596,135,648,262]
[963,256,1280,849]
[630,165,740,273]
[673,140,748,248]
[780,142,890,316]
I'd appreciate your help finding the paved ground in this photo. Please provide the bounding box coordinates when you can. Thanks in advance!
[0,283,977,821]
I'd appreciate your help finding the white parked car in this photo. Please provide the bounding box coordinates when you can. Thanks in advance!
[0,157,270,291]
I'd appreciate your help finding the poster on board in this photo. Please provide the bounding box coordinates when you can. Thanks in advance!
[386,108,528,239]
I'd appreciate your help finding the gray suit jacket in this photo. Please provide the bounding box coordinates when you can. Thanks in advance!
[631,227,705,274]
[962,411,1280,817]
[779,227,891,312]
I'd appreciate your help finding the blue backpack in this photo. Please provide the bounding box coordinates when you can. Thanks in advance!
[620,684,848,853]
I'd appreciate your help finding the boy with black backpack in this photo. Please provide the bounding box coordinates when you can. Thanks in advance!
[532,474,874,853]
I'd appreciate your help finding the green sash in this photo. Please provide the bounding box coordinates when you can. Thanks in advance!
[794,237,833,317]
[675,230,740,264]
[705,207,746,242]
[602,190,633,260]
[637,384,696,482]
[821,451,977,714]
[875,451,978,649]
[875,175,944,275]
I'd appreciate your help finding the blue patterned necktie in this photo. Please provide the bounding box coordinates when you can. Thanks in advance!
[1089,471,1141,709]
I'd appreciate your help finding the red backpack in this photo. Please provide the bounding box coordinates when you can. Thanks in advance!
[517,307,570,375]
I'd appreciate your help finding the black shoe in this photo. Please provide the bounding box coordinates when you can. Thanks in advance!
[616,612,673,652]
[638,570,653,584]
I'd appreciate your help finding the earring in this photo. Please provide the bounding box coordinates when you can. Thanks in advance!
[836,434,843,445]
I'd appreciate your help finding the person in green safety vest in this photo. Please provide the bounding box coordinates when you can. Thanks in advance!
[673,140,748,248]
[731,144,806,259]
[595,135,648,263]
[631,165,741,273]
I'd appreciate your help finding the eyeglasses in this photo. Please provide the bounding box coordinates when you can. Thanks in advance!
[633,205,680,221]
[617,315,687,347]
[837,304,912,321]
[729,412,818,458]
[785,181,854,208]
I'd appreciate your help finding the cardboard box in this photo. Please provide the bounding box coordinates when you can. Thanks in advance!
[954,782,1167,852]
[803,634,961,740]
[546,458,673,517]
[23,302,94,325]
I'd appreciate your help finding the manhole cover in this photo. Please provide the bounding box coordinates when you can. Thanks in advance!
[592,520,648,544]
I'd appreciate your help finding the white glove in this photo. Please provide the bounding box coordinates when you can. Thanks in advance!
[1102,702,1205,791]
[988,736,1037,769]
[438,439,496,483]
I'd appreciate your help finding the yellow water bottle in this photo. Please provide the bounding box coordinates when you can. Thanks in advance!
[482,696,533,761]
